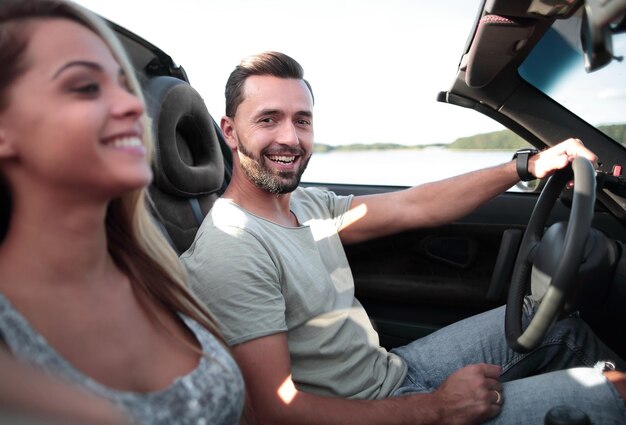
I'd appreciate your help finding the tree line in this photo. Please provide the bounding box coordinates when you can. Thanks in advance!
[314,124,626,152]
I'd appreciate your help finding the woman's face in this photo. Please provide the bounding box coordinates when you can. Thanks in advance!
[0,17,151,201]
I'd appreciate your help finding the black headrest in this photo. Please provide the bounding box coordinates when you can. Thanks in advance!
[143,76,224,198]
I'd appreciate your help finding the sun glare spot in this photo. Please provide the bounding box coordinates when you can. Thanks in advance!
[278,375,297,404]
[566,367,606,388]
[342,203,368,229]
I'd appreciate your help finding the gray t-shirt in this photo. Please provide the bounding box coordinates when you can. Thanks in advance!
[0,293,244,425]
[182,186,406,399]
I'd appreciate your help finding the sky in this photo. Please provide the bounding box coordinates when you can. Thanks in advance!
[71,0,514,146]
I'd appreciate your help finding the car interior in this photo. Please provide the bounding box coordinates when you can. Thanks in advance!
[98,0,626,374]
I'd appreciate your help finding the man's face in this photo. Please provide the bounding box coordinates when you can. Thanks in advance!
[224,75,314,194]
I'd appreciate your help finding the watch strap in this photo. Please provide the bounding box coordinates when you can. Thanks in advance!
[512,148,539,181]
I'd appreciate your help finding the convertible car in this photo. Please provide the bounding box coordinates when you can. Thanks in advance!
[9,0,614,422]
[104,0,626,360]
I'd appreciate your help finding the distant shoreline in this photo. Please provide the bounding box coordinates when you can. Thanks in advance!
[314,144,515,153]
[314,123,626,153]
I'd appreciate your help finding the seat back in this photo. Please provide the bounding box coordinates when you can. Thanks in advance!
[143,76,229,254]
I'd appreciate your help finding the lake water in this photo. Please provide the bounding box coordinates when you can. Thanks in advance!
[302,148,514,187]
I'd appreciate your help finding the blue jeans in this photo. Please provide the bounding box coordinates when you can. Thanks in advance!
[390,300,626,424]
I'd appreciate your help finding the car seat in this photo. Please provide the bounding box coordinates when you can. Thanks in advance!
[142,76,231,254]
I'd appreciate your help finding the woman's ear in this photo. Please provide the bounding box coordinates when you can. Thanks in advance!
[0,129,17,159]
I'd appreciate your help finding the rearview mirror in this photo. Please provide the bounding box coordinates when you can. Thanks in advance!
[581,0,626,72]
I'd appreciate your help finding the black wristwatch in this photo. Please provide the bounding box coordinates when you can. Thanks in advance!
[512,148,539,181]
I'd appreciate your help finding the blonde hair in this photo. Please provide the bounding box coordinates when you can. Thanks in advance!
[81,2,229,344]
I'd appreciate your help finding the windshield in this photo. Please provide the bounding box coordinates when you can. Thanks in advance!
[519,13,626,147]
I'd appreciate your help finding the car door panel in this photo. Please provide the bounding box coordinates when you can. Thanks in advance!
[307,182,626,350]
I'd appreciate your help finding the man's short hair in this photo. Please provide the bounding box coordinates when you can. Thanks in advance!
[224,51,314,117]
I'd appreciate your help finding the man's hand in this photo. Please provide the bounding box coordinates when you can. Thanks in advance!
[529,138,598,179]
[429,364,503,425]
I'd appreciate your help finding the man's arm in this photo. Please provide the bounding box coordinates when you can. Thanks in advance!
[338,138,597,244]
[232,333,503,425]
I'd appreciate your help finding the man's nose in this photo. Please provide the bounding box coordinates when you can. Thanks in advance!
[276,121,299,146]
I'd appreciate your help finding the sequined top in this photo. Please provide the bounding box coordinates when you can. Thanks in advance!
[0,293,244,425]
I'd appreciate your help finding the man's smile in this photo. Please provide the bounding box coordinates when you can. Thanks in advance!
[266,154,298,165]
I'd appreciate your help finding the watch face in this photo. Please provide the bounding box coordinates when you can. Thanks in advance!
[513,148,539,159]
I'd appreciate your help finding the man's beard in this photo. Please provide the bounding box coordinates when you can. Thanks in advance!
[237,141,311,195]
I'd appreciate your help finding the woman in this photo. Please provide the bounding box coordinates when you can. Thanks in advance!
[0,1,245,424]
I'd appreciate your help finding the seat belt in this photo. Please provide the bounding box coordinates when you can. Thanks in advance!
[189,198,205,226]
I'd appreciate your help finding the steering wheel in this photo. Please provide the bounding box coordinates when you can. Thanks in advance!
[505,156,596,353]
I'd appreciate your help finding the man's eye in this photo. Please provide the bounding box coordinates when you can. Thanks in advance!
[297,119,311,126]
[260,117,275,123]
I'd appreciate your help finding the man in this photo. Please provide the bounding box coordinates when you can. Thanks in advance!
[182,51,626,424]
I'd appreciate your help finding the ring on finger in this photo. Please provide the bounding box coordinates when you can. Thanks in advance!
[494,390,503,405]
